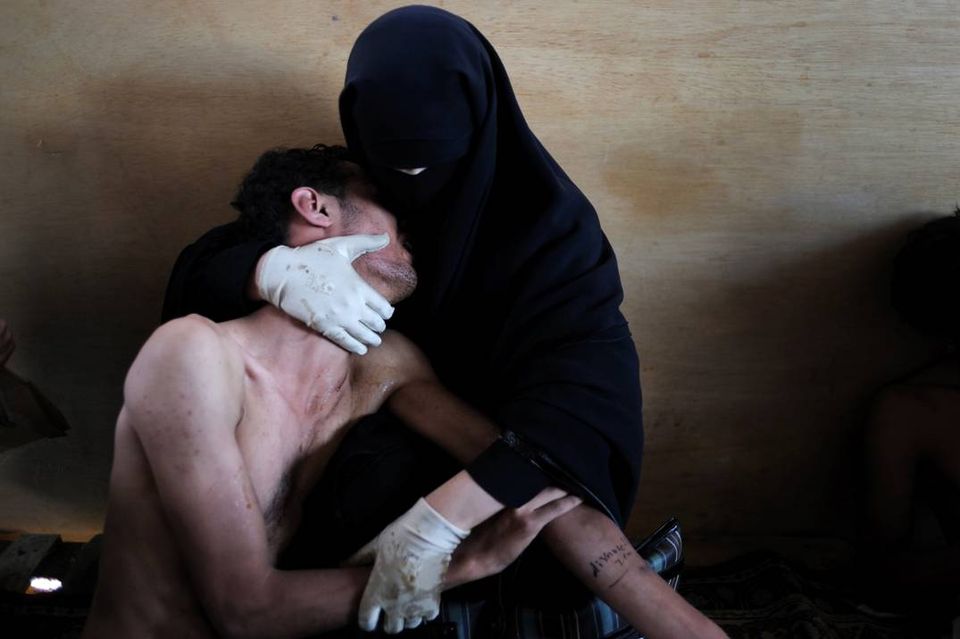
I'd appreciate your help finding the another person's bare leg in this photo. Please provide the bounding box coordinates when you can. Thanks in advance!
[863,389,919,551]
[862,387,960,594]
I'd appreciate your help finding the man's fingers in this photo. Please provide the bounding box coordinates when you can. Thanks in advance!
[519,487,569,513]
[383,612,405,635]
[532,495,583,528]
[330,233,390,261]
[405,616,423,630]
[360,306,388,333]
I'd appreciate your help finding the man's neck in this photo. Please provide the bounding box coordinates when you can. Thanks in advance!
[228,306,353,411]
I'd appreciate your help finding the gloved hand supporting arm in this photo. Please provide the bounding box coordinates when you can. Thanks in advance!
[347,498,470,634]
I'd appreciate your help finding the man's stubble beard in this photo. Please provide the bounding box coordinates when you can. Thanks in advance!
[340,210,417,303]
[377,259,418,304]
[353,253,418,304]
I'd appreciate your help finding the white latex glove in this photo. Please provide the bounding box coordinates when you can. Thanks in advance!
[256,234,395,355]
[346,498,469,634]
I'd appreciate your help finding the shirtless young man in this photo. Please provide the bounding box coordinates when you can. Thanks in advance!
[82,146,581,639]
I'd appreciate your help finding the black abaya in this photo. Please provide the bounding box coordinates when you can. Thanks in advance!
[162,6,642,527]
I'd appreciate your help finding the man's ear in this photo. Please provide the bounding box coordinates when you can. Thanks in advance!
[291,187,335,228]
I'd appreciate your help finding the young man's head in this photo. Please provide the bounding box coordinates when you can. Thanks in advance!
[891,208,960,342]
[231,144,416,304]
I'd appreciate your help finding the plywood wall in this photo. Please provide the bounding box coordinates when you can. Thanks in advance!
[0,1,956,550]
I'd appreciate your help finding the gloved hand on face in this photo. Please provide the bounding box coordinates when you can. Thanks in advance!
[256,234,395,355]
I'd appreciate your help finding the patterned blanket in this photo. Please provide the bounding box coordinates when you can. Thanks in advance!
[680,552,954,639]
[3,542,954,638]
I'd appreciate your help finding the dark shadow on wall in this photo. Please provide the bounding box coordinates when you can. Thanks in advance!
[626,211,945,546]
[2,53,345,532]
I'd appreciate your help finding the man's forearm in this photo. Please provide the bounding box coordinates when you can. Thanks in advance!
[249,567,370,638]
[540,507,727,639]
[425,470,504,530]
[389,380,500,464]
[389,381,727,639]
[391,381,505,529]
[225,557,483,639]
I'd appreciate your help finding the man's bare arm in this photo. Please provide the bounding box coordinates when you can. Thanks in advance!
[387,378,727,639]
[124,316,376,638]
[359,334,503,529]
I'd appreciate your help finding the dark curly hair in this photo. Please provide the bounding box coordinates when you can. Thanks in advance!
[891,206,960,341]
[231,144,358,243]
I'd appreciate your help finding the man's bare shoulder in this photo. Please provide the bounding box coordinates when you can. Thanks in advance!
[123,314,245,432]
[357,330,434,383]
[350,330,436,417]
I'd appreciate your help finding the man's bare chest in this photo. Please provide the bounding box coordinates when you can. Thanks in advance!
[235,377,357,548]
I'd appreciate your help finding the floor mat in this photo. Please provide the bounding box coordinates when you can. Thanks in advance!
[679,552,954,639]
[2,545,955,638]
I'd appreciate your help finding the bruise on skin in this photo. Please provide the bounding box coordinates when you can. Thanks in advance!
[588,543,634,579]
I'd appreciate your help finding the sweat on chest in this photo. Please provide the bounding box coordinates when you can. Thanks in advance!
[235,384,353,502]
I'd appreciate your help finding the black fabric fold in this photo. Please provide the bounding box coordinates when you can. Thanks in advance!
[161,223,275,323]
[465,437,553,508]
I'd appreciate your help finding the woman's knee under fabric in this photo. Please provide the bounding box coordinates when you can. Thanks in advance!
[279,409,594,607]
[279,410,460,569]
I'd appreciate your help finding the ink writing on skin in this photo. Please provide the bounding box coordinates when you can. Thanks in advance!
[588,543,633,578]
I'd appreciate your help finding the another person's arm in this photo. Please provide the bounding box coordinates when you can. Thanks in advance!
[0,319,13,366]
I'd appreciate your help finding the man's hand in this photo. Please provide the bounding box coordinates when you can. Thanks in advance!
[0,319,14,366]
[255,234,395,355]
[346,498,469,634]
[450,487,582,584]
[347,489,581,634]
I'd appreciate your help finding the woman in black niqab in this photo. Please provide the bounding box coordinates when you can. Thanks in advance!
[338,6,643,528]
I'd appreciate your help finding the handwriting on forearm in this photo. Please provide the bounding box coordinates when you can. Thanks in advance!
[588,543,634,578]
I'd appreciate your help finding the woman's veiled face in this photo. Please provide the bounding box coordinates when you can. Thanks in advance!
[341,6,492,220]
[368,156,466,216]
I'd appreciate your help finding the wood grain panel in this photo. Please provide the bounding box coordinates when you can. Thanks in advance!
[0,2,956,552]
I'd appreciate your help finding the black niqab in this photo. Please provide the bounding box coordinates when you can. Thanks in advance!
[340,6,643,525]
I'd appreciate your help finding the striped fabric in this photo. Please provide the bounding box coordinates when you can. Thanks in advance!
[437,518,684,639]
